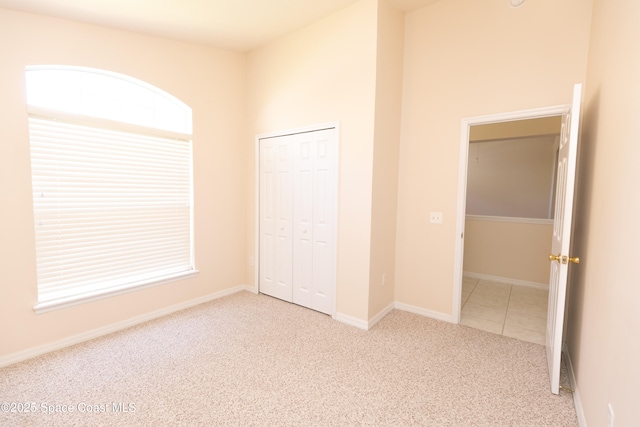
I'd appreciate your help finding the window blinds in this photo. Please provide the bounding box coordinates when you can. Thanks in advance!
[29,116,194,309]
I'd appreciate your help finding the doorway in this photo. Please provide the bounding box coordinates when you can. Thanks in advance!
[453,107,566,344]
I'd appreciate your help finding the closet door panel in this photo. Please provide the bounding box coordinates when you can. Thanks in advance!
[259,135,293,302]
[293,136,314,308]
[310,130,336,314]
[273,139,294,301]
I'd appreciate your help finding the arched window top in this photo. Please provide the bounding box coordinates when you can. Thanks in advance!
[26,66,192,135]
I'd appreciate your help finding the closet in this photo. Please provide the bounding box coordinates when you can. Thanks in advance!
[258,127,337,315]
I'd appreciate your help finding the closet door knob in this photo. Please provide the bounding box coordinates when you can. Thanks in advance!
[303,229,307,234]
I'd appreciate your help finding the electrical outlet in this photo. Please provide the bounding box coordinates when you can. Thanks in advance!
[382,273,386,286]
[430,212,443,224]
[607,403,614,427]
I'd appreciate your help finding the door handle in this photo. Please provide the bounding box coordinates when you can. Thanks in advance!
[549,253,580,264]
[549,253,562,262]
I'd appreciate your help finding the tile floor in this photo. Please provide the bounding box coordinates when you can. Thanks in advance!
[461,276,548,345]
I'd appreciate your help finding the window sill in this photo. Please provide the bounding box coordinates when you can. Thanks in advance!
[33,270,199,314]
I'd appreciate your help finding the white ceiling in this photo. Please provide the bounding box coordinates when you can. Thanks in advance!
[0,0,443,52]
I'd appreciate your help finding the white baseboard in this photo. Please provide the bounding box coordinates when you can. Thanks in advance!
[394,302,454,323]
[368,302,395,329]
[336,300,449,331]
[0,285,250,369]
[334,312,369,330]
[563,347,586,427]
[464,271,548,290]
[242,284,258,294]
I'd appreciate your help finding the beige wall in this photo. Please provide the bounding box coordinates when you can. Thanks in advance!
[567,0,640,424]
[466,136,557,219]
[246,0,379,321]
[368,0,404,318]
[395,0,593,315]
[463,219,552,285]
[0,9,247,358]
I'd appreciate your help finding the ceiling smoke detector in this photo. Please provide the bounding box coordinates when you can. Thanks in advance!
[510,0,526,7]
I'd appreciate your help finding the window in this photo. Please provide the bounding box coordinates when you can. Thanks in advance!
[26,66,197,313]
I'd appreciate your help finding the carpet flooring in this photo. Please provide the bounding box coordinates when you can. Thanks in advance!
[0,291,578,426]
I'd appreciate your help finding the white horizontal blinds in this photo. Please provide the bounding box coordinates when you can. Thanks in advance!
[29,116,193,304]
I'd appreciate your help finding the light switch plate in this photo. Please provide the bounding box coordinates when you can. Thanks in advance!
[430,212,443,224]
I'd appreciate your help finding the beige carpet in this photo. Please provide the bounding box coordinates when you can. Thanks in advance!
[0,291,578,426]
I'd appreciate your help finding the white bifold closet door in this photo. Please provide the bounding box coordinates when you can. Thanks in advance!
[259,128,337,315]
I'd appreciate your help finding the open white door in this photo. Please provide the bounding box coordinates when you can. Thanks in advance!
[546,83,582,394]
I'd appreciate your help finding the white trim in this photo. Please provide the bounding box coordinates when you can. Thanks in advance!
[330,124,340,317]
[335,300,456,331]
[564,347,587,427]
[453,117,471,324]
[34,270,200,314]
[460,105,570,126]
[465,215,553,225]
[253,128,260,296]
[453,105,570,325]
[243,284,259,294]
[368,302,395,329]
[394,302,454,324]
[3,285,252,368]
[463,272,548,290]
[254,122,340,316]
[256,121,339,140]
[337,301,455,330]
[334,312,369,330]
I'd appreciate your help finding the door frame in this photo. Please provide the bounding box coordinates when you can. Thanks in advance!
[452,106,569,323]
[253,122,340,317]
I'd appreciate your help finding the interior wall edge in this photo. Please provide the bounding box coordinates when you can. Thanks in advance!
[368,301,395,329]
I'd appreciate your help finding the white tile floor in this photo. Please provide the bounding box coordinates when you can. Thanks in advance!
[461,276,548,345]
